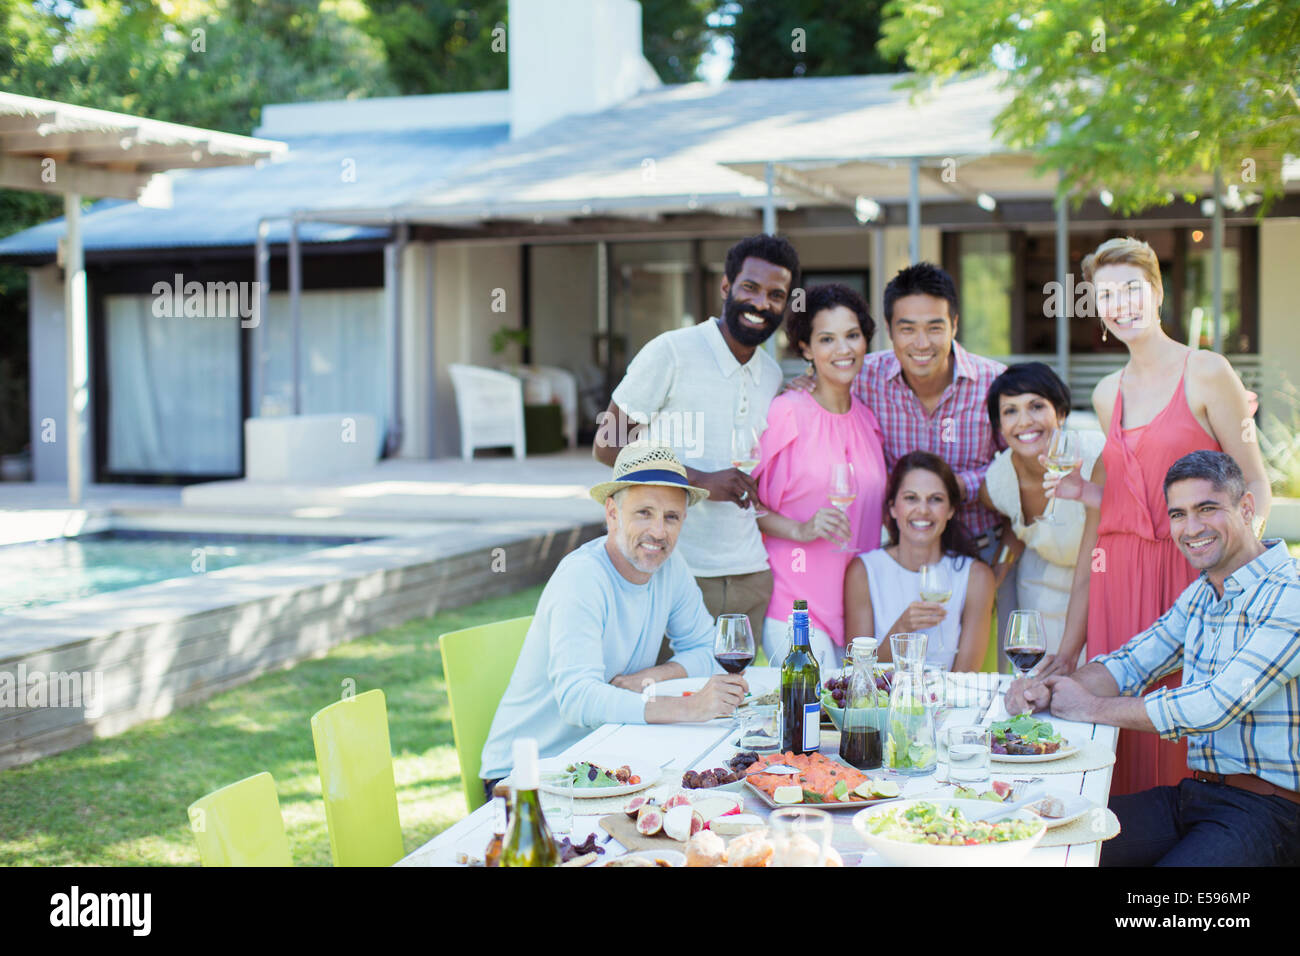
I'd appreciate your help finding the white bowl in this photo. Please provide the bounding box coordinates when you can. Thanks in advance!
[852,798,1047,867]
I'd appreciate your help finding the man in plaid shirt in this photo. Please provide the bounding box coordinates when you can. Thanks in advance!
[1008,450,1300,866]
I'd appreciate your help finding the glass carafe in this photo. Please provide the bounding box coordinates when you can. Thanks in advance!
[884,632,937,775]
[839,637,886,770]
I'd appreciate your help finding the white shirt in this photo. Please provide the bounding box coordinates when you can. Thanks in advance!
[611,318,782,577]
[858,550,974,669]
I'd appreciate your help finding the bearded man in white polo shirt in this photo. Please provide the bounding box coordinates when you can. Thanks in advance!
[594,234,799,643]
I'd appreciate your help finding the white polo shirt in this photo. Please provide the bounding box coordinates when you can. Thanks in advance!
[611,318,782,578]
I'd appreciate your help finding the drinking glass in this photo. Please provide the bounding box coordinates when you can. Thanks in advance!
[714,613,756,676]
[767,807,833,867]
[918,562,953,659]
[1040,428,1082,525]
[827,462,856,552]
[1005,609,1048,681]
[731,425,765,517]
[538,771,574,836]
[946,726,992,784]
[923,664,948,709]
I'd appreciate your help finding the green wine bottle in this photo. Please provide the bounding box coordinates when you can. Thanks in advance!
[500,738,559,867]
[780,599,821,755]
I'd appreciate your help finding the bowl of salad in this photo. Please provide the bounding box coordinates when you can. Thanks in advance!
[851,799,1047,866]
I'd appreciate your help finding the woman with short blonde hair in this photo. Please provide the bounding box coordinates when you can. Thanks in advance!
[1040,235,1272,796]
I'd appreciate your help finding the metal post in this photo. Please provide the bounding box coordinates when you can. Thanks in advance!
[1212,168,1225,353]
[288,214,302,415]
[426,242,438,458]
[1055,179,1070,384]
[63,192,87,505]
[763,161,777,235]
[253,218,269,417]
[872,225,886,350]
[596,241,610,388]
[384,223,408,456]
[908,157,921,264]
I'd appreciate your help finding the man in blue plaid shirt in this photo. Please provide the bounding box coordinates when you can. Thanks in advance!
[1007,450,1300,866]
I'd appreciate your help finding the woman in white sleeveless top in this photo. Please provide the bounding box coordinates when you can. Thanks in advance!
[844,452,994,671]
[978,364,1104,664]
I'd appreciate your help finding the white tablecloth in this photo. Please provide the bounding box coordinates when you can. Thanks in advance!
[398,669,1119,867]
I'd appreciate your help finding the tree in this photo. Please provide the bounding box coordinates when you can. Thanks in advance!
[721,0,903,80]
[639,0,723,84]
[879,0,1300,213]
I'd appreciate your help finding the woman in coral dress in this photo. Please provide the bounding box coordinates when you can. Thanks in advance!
[1044,238,1271,796]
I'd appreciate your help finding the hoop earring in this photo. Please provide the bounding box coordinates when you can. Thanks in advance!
[806,362,815,377]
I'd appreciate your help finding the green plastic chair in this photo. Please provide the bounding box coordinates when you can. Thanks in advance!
[310,688,405,867]
[187,771,292,867]
[439,615,533,813]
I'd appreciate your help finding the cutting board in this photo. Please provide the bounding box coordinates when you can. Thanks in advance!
[598,812,696,854]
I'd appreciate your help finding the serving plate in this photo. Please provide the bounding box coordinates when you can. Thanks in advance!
[539,756,660,799]
[989,743,1079,763]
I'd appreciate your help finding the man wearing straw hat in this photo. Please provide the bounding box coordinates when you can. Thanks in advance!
[479,443,750,791]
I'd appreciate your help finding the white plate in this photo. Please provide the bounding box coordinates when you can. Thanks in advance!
[1022,792,1093,829]
[852,798,1047,866]
[989,743,1079,763]
[538,756,660,799]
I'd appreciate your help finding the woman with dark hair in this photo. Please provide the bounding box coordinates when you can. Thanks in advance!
[843,452,994,671]
[978,363,1104,663]
[754,283,887,671]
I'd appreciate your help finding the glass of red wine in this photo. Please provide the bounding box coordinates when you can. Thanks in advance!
[1005,610,1048,707]
[714,614,756,675]
[714,614,755,726]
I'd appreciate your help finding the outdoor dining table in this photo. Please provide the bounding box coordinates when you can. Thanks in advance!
[399,667,1119,867]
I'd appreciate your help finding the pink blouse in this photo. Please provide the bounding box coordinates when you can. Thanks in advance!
[754,389,888,644]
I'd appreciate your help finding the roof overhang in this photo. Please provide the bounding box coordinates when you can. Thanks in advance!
[0,91,287,205]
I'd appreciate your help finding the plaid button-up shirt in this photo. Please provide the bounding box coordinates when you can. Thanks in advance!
[851,342,1005,538]
[1097,539,1300,792]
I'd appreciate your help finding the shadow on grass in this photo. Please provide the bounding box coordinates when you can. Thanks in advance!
[0,584,543,867]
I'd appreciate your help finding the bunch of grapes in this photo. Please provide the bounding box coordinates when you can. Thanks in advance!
[824,675,849,706]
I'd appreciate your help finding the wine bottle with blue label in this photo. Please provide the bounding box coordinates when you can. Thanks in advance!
[780,599,821,754]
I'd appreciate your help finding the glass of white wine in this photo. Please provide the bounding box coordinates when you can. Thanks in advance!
[918,562,954,660]
[827,461,856,552]
[731,424,765,517]
[1040,427,1082,525]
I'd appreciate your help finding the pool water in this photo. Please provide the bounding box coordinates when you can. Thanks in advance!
[0,531,371,615]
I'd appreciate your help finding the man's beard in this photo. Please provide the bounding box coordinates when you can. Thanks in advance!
[722,292,783,347]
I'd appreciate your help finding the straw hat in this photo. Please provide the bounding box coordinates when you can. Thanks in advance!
[589,443,710,507]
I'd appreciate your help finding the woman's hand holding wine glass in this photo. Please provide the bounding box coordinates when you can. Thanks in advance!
[827,462,856,552]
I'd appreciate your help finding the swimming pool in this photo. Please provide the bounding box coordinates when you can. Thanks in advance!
[0,530,373,615]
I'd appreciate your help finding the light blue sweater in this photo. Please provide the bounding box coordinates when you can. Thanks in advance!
[479,536,717,781]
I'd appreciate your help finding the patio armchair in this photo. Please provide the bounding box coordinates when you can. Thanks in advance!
[448,363,526,461]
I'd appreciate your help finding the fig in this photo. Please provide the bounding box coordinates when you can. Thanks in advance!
[624,795,650,817]
[662,793,692,811]
[636,804,663,836]
[991,780,1014,800]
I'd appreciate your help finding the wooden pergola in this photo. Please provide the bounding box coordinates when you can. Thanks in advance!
[0,91,286,504]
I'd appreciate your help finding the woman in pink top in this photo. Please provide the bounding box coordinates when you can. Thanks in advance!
[754,284,887,671]
[1041,237,1271,796]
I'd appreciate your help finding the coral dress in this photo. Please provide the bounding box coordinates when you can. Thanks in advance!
[1090,355,1218,795]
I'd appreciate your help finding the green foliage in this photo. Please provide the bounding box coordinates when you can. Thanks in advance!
[723,0,904,79]
[640,0,723,84]
[359,1,508,95]
[879,0,1300,215]
[1259,378,1300,499]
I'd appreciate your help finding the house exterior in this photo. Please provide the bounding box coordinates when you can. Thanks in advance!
[2,0,1297,484]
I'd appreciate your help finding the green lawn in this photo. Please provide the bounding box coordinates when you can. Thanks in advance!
[0,584,544,867]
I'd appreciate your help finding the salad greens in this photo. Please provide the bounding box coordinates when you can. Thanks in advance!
[865,802,1041,845]
[989,715,1061,745]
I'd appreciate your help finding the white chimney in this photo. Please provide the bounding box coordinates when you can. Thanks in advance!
[508,0,661,140]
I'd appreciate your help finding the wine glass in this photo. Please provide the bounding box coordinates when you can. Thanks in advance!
[714,613,756,676]
[714,614,756,727]
[1005,610,1048,711]
[918,562,954,660]
[731,425,765,517]
[1040,428,1082,525]
[827,462,856,552]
